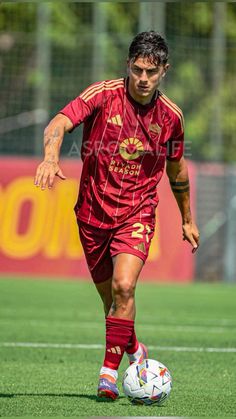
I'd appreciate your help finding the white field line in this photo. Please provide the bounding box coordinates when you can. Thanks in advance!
[0,319,234,334]
[1,342,236,353]
[140,316,236,326]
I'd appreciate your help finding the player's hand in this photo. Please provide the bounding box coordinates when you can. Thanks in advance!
[182,221,200,253]
[34,160,66,190]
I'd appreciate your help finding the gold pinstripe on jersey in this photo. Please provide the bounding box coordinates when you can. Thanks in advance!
[84,84,124,103]
[80,79,124,102]
[159,93,184,132]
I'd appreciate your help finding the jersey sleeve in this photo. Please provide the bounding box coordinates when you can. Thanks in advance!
[59,81,105,130]
[166,111,184,161]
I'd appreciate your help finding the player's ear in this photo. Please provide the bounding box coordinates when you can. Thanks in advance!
[163,63,170,77]
[162,64,170,77]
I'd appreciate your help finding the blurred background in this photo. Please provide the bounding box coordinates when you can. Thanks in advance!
[0,2,236,282]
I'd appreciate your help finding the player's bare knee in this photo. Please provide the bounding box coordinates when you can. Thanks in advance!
[112,277,135,302]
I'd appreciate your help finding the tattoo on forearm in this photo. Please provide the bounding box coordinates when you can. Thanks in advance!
[45,160,56,165]
[53,127,60,138]
[44,137,58,147]
[170,180,189,187]
[172,186,190,193]
[45,153,56,165]
[44,127,61,148]
[170,179,189,193]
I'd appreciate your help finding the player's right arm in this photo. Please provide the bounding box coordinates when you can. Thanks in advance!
[34,80,110,189]
[34,113,73,190]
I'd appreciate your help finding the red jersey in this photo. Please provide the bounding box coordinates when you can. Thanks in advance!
[60,78,184,228]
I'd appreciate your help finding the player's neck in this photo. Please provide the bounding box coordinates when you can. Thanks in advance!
[127,84,156,106]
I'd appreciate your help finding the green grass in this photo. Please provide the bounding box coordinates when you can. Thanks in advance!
[0,277,236,417]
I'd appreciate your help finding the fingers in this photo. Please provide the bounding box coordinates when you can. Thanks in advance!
[34,164,44,188]
[187,235,198,252]
[192,231,200,253]
[183,235,198,253]
[191,239,199,253]
[40,171,54,190]
[55,169,66,180]
[182,225,200,253]
[34,167,52,190]
[34,162,65,189]
[48,171,56,189]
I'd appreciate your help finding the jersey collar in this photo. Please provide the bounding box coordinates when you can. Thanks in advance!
[125,77,159,110]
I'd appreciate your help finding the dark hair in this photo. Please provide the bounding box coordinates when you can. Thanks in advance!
[128,31,169,66]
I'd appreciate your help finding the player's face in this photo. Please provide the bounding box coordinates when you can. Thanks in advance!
[127,56,169,105]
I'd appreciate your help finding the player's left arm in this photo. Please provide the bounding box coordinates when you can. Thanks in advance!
[166,156,200,253]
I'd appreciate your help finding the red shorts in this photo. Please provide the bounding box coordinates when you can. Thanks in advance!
[78,218,155,284]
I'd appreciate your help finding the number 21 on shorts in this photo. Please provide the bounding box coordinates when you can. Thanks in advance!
[131,223,151,243]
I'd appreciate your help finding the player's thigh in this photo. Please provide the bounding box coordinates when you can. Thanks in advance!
[110,218,155,269]
[112,253,144,296]
[112,253,144,281]
[110,219,155,294]
[78,221,113,284]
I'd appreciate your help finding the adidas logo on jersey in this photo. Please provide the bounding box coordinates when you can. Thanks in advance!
[107,115,122,126]
[107,346,121,354]
[149,123,161,134]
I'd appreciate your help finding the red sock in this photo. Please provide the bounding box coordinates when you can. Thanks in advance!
[126,328,139,354]
[103,316,134,370]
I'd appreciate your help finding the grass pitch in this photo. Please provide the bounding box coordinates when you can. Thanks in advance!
[0,277,235,417]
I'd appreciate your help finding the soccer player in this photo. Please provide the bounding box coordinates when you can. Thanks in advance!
[34,31,199,400]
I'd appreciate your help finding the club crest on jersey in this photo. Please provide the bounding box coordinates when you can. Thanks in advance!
[119,138,144,161]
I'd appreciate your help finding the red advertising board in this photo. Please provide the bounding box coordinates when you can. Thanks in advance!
[0,158,196,282]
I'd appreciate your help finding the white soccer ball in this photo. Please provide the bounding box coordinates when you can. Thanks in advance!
[122,359,172,405]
